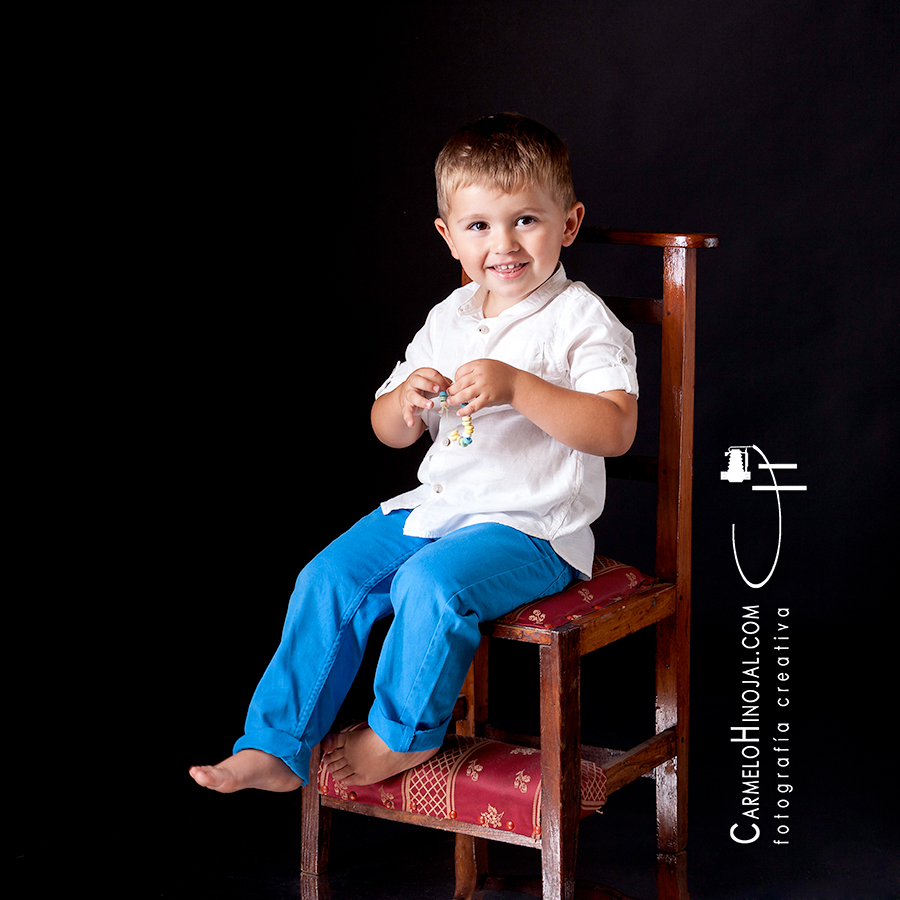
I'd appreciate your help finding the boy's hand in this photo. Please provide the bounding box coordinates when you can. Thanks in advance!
[448,359,520,415]
[399,367,452,428]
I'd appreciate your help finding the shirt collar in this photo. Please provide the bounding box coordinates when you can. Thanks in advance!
[457,264,570,320]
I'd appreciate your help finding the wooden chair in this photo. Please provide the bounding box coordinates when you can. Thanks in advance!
[301,227,718,900]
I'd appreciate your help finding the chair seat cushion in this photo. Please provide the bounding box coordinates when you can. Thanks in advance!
[317,732,607,840]
[492,555,654,630]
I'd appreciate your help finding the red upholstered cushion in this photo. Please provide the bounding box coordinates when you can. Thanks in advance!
[492,555,654,630]
[317,732,607,840]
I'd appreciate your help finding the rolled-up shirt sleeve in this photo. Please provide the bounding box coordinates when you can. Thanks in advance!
[566,305,640,398]
[375,359,412,399]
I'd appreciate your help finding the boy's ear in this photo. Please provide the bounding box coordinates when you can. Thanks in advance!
[561,201,586,247]
[434,218,460,259]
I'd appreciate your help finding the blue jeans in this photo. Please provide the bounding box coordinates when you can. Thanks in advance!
[233,508,575,784]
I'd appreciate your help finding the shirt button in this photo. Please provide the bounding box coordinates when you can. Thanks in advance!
[433,484,444,493]
[478,324,489,334]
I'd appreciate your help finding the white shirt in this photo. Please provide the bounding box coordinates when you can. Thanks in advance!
[376,265,638,579]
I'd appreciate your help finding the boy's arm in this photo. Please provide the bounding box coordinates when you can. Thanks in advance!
[448,359,637,458]
[371,367,453,448]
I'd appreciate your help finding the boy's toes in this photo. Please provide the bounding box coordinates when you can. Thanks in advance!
[323,731,345,755]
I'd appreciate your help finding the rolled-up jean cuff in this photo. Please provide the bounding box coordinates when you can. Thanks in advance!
[233,728,310,785]
[368,706,450,754]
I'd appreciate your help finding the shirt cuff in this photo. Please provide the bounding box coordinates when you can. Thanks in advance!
[375,360,411,399]
[576,362,639,398]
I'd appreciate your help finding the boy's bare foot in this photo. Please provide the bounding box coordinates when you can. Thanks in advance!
[189,749,302,793]
[321,726,439,786]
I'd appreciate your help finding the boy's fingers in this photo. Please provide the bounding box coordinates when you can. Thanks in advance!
[410,374,443,397]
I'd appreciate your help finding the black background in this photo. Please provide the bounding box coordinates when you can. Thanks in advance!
[21,3,897,899]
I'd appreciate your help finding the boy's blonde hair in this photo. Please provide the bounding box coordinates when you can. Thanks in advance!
[435,113,577,219]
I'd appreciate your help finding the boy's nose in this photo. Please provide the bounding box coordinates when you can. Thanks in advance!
[492,227,520,254]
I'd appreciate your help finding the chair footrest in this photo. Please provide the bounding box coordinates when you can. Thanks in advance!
[317,733,607,840]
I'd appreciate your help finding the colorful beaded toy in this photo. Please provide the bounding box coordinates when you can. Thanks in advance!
[438,391,474,447]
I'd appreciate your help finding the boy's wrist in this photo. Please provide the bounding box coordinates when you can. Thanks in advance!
[507,367,536,414]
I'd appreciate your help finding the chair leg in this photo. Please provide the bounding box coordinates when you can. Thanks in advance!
[300,872,333,900]
[539,630,582,900]
[656,851,689,900]
[655,613,689,853]
[301,743,332,876]
[454,641,490,898]
[453,834,489,899]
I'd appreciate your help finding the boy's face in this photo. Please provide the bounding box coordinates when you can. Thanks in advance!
[435,182,584,313]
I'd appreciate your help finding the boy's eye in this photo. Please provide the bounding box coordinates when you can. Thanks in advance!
[468,221,488,232]
[517,216,536,226]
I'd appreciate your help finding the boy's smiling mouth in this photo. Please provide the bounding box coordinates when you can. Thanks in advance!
[489,262,527,276]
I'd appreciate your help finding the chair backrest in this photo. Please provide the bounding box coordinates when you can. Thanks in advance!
[575,227,716,586]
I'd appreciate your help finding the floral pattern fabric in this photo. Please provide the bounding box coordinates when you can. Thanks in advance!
[492,556,653,630]
[317,732,607,840]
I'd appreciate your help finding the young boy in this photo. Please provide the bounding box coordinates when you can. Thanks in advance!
[190,113,638,794]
